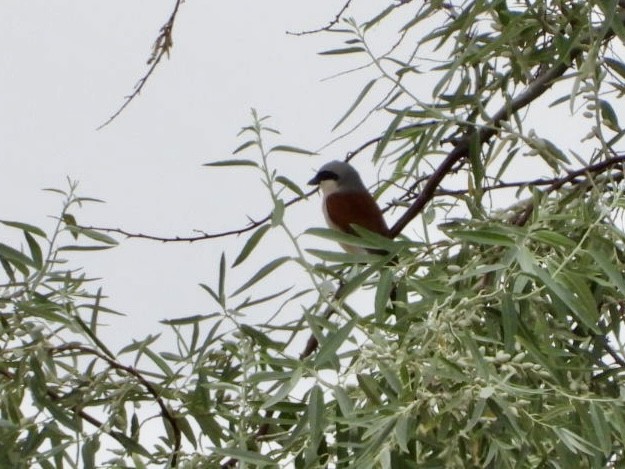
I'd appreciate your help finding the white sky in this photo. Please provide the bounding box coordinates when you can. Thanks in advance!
[1,1,608,353]
[2,1,407,349]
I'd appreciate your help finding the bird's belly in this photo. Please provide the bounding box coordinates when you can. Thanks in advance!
[322,199,367,254]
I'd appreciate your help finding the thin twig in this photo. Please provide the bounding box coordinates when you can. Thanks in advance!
[388,57,575,238]
[0,366,165,464]
[286,0,353,36]
[79,188,316,242]
[97,0,184,129]
[51,344,182,467]
[513,154,625,226]
[220,416,273,468]
[78,122,432,242]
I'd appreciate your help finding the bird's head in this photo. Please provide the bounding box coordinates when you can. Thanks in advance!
[308,160,366,195]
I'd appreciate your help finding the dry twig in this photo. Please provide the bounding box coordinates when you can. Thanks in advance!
[98,0,184,129]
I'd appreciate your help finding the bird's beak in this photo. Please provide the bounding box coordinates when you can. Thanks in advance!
[308,174,320,185]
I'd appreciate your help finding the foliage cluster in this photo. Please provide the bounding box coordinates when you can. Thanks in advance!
[4,1,625,467]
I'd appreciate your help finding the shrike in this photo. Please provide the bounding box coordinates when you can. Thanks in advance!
[308,160,390,253]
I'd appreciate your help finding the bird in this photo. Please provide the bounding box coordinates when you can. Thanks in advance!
[308,160,390,254]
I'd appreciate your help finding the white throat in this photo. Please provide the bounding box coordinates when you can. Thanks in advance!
[318,179,340,196]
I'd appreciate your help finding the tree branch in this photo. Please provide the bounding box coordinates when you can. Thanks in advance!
[0,366,161,464]
[78,188,316,242]
[389,57,574,238]
[51,344,182,467]
[286,0,353,36]
[97,0,184,129]
[79,122,434,243]
[513,154,625,226]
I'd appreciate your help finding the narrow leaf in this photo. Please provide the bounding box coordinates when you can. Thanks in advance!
[0,243,35,268]
[373,108,407,162]
[315,318,357,367]
[538,267,599,332]
[232,140,257,154]
[232,256,290,296]
[232,224,271,267]
[600,99,620,131]
[395,414,411,453]
[271,199,285,227]
[1,220,46,237]
[332,79,376,131]
[65,226,118,245]
[160,313,220,326]
[275,175,305,197]
[211,448,275,466]
[357,374,382,405]
[451,229,515,246]
[588,247,625,296]
[24,232,43,268]
[262,367,303,409]
[308,385,325,440]
[218,253,226,306]
[374,269,394,318]
[270,145,316,156]
[203,159,258,167]
[318,46,365,56]
[199,283,220,304]
[605,58,625,80]
[58,245,114,251]
[143,347,174,377]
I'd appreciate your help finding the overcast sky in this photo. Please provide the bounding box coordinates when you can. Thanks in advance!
[1,2,409,348]
[2,2,600,352]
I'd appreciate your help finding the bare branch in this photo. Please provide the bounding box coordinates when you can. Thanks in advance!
[513,154,625,226]
[79,189,316,242]
[0,368,126,450]
[388,56,576,238]
[79,122,435,243]
[97,0,184,129]
[51,344,182,467]
[286,0,353,36]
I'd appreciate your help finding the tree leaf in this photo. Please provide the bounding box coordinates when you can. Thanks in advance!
[24,232,43,269]
[232,256,290,296]
[308,385,325,443]
[318,46,365,56]
[315,318,357,367]
[372,109,407,162]
[0,220,47,237]
[587,247,625,297]
[211,448,275,466]
[332,79,376,131]
[261,367,303,409]
[203,159,258,167]
[517,247,600,333]
[451,229,516,246]
[275,175,305,197]
[374,269,394,319]
[357,374,382,405]
[605,57,625,80]
[270,145,316,156]
[232,140,258,154]
[0,242,35,269]
[65,226,118,245]
[600,99,620,131]
[58,245,115,251]
[232,224,271,267]
[218,252,226,306]
[271,198,285,227]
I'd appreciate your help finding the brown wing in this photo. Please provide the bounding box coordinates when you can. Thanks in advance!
[325,192,390,237]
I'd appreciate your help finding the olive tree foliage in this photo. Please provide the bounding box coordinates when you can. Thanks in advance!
[5,0,625,467]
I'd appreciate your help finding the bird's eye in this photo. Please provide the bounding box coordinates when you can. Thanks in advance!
[317,170,339,181]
